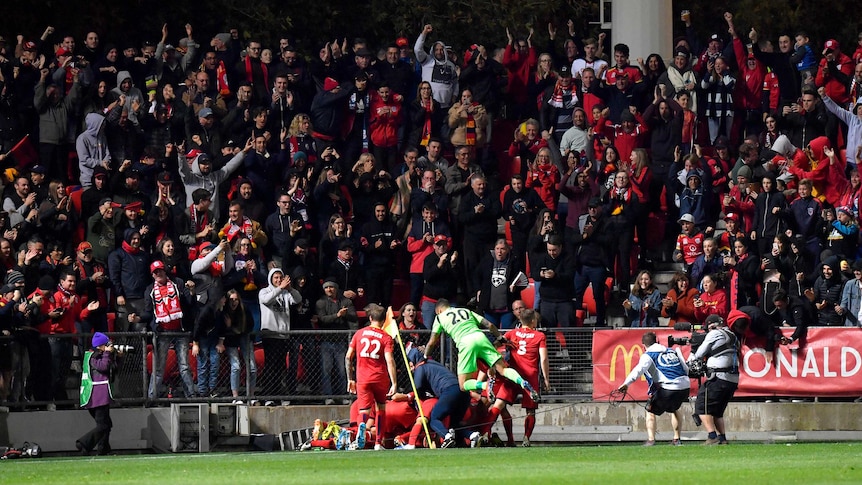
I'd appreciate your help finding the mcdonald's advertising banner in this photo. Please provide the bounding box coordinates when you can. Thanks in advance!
[592,328,862,400]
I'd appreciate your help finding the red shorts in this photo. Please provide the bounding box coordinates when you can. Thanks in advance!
[356,381,389,410]
[492,376,539,409]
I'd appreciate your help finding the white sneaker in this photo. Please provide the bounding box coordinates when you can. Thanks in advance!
[264,400,275,407]
[400,444,415,450]
[248,399,259,406]
[341,399,351,405]
[522,436,531,447]
[469,431,481,448]
[46,403,56,412]
[281,400,291,406]
[231,399,243,404]
[324,398,335,405]
[374,444,383,451]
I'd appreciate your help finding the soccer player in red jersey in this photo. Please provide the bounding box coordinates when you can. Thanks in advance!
[345,304,397,450]
[502,308,550,446]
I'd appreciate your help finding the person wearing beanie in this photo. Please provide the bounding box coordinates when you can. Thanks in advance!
[812,256,846,326]
[77,332,120,455]
[310,74,354,145]
[315,278,356,404]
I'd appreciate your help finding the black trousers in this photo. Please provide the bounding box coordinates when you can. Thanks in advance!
[78,405,112,453]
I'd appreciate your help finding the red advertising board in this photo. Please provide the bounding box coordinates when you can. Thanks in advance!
[592,328,862,400]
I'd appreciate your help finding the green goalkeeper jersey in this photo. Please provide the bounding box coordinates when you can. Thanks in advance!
[432,307,485,347]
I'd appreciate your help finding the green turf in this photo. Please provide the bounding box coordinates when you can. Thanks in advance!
[1,443,860,484]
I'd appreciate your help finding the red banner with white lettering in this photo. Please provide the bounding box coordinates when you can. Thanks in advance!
[592,328,862,400]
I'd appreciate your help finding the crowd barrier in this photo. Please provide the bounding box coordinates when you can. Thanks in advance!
[2,326,858,410]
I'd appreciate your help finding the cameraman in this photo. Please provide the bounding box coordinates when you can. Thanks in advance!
[690,312,749,445]
[76,332,119,456]
[617,332,690,446]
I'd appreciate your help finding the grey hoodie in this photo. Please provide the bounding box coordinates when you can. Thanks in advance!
[76,113,111,187]
[414,34,459,108]
[259,267,301,337]
[110,71,144,125]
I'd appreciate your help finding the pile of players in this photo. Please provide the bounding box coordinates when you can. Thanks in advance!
[303,300,550,450]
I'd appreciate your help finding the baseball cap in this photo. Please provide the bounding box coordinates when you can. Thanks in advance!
[30,164,47,175]
[710,33,722,42]
[396,37,409,48]
[157,171,174,184]
[558,65,572,78]
[197,153,212,165]
[723,212,740,222]
[824,39,839,51]
[588,196,602,208]
[198,242,216,254]
[23,41,37,52]
[433,234,448,245]
[150,260,166,273]
[198,107,214,118]
[55,48,71,57]
[354,47,372,58]
[77,241,93,253]
[678,213,695,224]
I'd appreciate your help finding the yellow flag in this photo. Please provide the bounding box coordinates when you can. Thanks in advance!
[382,305,399,339]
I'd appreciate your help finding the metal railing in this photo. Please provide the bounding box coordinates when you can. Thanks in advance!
[0,327,598,409]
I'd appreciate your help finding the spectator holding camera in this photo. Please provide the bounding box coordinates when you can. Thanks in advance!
[690,311,749,445]
[617,331,690,446]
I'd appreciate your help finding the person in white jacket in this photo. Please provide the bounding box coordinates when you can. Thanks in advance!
[258,267,301,404]
[820,87,862,170]
[414,24,459,108]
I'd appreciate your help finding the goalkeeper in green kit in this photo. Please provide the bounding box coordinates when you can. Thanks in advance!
[424,299,538,402]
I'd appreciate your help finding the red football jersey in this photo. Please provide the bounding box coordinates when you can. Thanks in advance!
[504,328,546,381]
[349,327,394,384]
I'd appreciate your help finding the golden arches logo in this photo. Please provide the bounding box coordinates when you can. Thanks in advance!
[609,344,643,382]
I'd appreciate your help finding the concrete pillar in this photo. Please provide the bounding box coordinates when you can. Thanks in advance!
[611,0,674,63]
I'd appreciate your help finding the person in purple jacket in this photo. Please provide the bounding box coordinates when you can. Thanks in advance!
[76,332,118,456]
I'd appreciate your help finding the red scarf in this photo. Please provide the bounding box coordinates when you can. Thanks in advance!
[122,240,141,255]
[216,60,231,97]
[152,279,184,328]
[465,103,478,146]
[244,56,268,91]
[420,99,434,147]
[225,217,254,244]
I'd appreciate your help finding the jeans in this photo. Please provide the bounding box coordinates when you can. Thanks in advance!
[485,311,516,330]
[196,333,220,396]
[226,337,257,397]
[148,333,196,399]
[48,337,72,401]
[574,264,607,326]
[420,299,437,331]
[320,340,347,396]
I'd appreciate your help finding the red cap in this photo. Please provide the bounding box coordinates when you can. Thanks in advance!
[724,212,739,222]
[150,260,165,273]
[23,41,37,52]
[433,234,449,245]
[55,48,71,57]
[185,148,203,159]
[124,201,143,212]
[76,242,93,252]
[324,77,339,91]
[824,39,839,51]
[198,241,216,254]
[396,37,409,48]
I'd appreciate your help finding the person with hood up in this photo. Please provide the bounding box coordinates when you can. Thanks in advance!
[110,71,144,126]
[414,24,459,109]
[751,173,787,256]
[258,267,301,404]
[809,256,846,326]
[178,137,252,217]
[76,113,111,188]
[785,136,841,206]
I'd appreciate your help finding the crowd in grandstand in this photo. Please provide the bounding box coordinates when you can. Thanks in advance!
[0,9,861,419]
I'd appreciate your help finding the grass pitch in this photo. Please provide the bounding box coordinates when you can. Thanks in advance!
[2,442,860,484]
